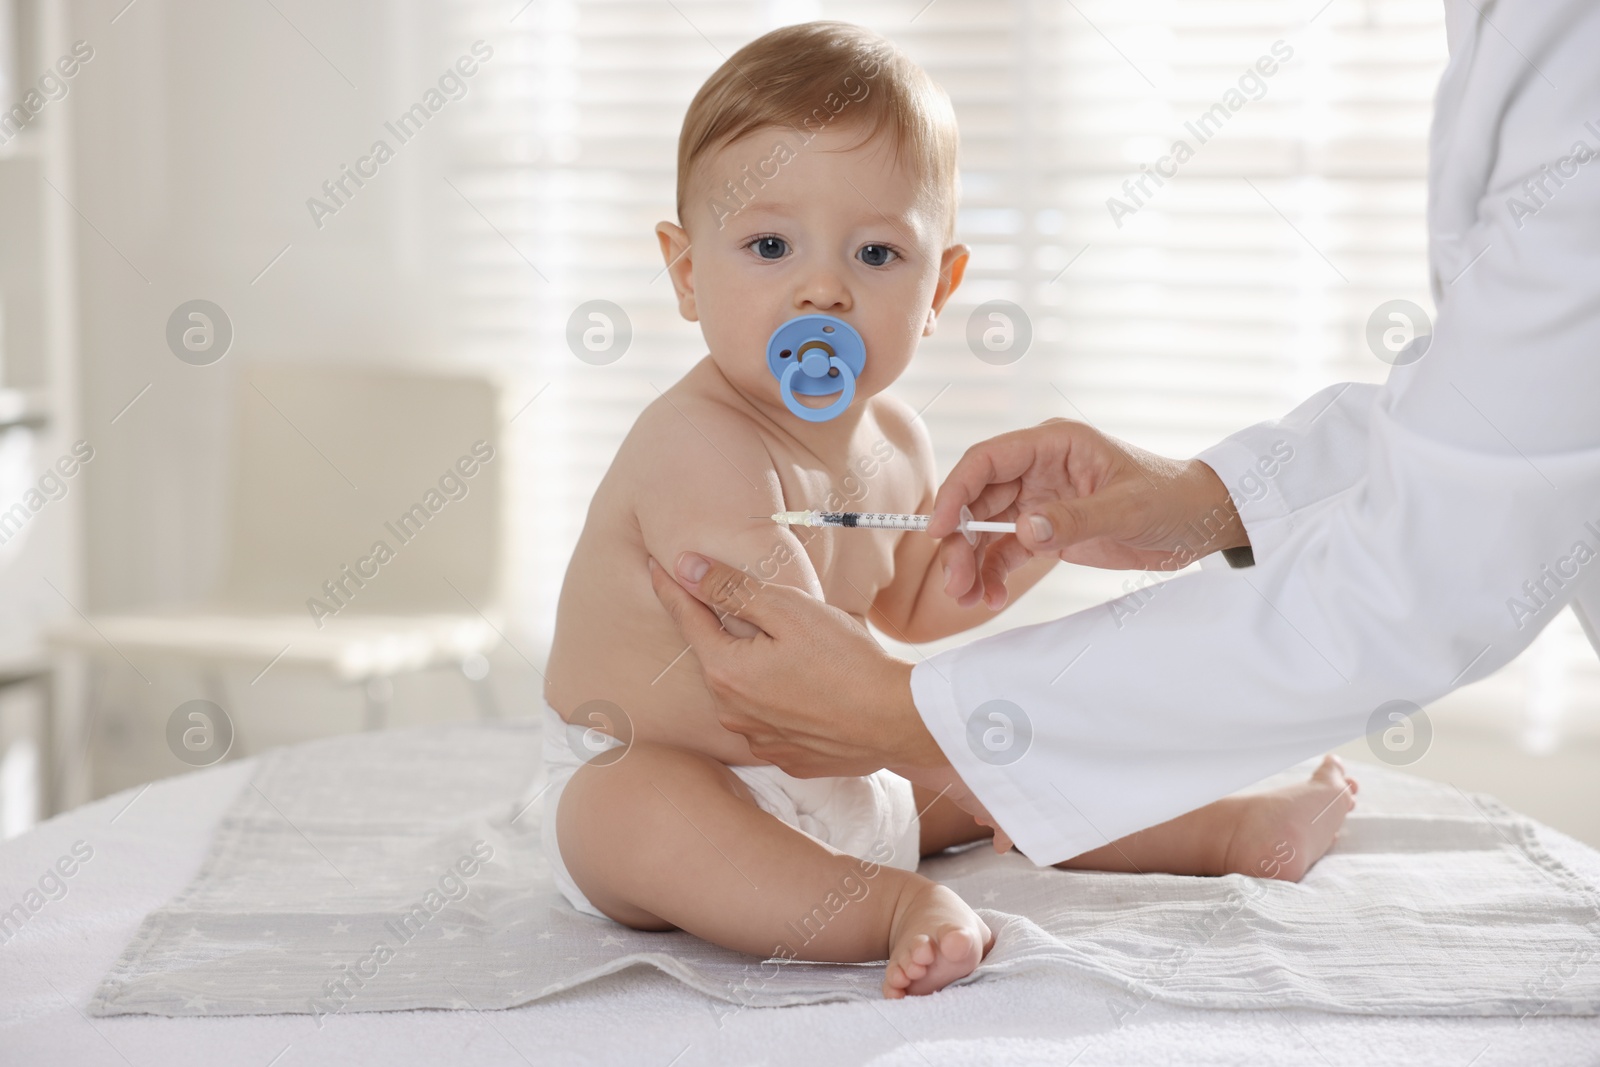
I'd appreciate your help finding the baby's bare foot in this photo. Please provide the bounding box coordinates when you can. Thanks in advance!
[1222,755,1359,882]
[882,881,993,999]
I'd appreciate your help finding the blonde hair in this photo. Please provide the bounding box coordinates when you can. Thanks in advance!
[676,21,959,241]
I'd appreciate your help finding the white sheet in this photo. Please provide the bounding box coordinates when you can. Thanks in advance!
[84,722,1600,1018]
[5,740,1600,1065]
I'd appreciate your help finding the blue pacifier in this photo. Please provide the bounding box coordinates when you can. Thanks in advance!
[765,314,865,423]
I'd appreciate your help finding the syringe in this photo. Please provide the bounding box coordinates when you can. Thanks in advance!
[769,504,1015,544]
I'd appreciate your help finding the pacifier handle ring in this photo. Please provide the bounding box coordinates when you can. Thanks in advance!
[779,358,857,423]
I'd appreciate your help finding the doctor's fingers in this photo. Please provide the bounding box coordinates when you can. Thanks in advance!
[708,706,811,771]
[713,709,777,750]
[939,533,1026,608]
[976,536,1035,607]
[1016,483,1149,553]
[663,551,832,644]
[667,553,780,633]
[937,531,978,601]
[648,555,744,653]
[939,537,986,607]
[928,419,1092,537]
[928,439,1043,538]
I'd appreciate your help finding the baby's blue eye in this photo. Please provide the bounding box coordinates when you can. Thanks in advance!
[751,236,788,260]
[858,244,896,267]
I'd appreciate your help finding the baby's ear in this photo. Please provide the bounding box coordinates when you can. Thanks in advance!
[925,243,970,336]
[655,221,698,321]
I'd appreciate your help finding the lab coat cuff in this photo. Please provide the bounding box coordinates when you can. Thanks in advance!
[909,658,1084,866]
[1194,436,1295,565]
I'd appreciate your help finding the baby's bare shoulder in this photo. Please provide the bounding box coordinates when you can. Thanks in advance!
[620,377,773,484]
[867,393,937,482]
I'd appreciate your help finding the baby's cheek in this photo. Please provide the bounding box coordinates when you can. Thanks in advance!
[855,356,913,403]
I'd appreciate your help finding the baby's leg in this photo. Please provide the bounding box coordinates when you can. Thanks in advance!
[916,784,994,856]
[1057,755,1359,881]
[558,742,992,997]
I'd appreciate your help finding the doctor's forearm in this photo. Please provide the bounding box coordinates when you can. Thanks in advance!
[1179,458,1251,558]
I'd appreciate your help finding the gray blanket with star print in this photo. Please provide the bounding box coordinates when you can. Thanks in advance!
[89,722,1600,1019]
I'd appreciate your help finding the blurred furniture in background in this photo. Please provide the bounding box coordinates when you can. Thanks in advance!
[0,655,49,838]
[45,363,507,815]
[0,0,83,836]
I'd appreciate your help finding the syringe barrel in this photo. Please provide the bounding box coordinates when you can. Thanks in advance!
[813,512,929,531]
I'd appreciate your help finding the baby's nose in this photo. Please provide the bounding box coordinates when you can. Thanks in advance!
[794,264,851,312]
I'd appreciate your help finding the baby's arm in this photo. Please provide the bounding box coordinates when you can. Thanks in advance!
[871,405,1056,644]
[631,396,825,635]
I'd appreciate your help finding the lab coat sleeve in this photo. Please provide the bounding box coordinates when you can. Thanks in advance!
[1195,383,1380,566]
[910,1,1600,866]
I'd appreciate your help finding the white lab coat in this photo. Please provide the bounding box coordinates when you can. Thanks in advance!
[910,0,1600,866]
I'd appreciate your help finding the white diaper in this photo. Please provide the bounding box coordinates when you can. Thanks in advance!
[540,704,920,921]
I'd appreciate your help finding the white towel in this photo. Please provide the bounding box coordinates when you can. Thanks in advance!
[88,721,1600,1020]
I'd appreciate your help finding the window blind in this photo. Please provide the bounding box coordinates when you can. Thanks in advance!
[444,0,1598,746]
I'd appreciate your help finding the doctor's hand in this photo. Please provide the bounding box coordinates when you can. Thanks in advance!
[647,552,1011,849]
[646,552,934,778]
[929,418,1249,608]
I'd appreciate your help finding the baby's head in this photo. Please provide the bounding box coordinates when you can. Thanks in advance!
[657,22,967,423]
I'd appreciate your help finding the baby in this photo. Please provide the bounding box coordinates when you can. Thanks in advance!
[541,21,1357,998]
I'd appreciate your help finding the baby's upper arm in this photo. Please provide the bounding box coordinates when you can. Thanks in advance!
[872,393,938,506]
[629,398,824,617]
[868,395,942,626]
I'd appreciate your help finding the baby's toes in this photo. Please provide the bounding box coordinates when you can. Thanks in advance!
[941,928,978,964]
[883,936,935,998]
[907,935,937,970]
[902,947,934,979]
[1311,754,1346,786]
[883,962,912,997]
